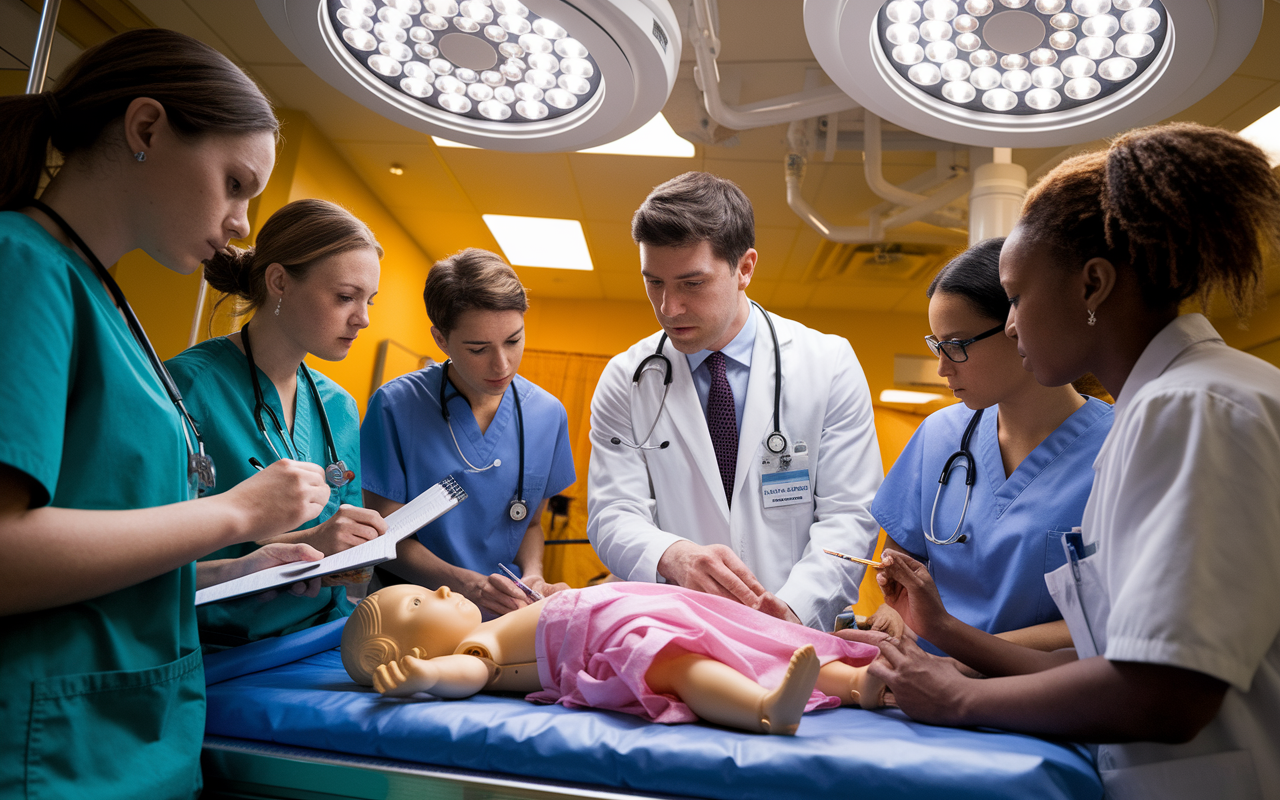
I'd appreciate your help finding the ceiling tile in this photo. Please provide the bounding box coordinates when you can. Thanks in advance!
[441,150,582,218]
[582,220,639,275]
[335,142,474,212]
[519,267,605,301]
[568,155,700,222]
[185,0,298,66]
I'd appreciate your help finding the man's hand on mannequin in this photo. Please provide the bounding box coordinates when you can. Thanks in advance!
[657,541,768,608]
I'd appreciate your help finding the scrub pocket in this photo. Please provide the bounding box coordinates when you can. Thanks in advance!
[1036,527,1071,624]
[25,649,205,800]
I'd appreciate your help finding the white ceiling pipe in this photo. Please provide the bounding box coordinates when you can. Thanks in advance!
[690,0,858,131]
[968,158,1028,246]
[863,111,930,207]
[880,170,974,230]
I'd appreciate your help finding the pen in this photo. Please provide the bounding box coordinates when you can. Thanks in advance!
[823,548,883,568]
[497,562,543,602]
[249,457,266,471]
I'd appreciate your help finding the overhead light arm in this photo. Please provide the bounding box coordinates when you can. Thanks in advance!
[689,0,858,130]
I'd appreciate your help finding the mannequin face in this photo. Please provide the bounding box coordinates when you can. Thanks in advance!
[433,309,525,401]
[927,291,1027,410]
[1000,226,1091,387]
[272,248,380,361]
[374,584,483,659]
[640,240,756,354]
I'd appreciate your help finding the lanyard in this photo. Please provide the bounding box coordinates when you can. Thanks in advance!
[29,199,215,493]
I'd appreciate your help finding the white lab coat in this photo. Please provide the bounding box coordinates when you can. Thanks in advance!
[586,310,884,630]
[1043,314,1280,800]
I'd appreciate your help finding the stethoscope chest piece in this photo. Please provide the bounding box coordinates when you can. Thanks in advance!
[766,432,788,455]
[326,460,354,488]
[508,498,529,522]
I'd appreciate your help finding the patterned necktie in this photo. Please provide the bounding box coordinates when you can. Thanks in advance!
[706,351,738,506]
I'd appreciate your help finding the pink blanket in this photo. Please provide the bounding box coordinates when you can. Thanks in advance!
[529,583,879,723]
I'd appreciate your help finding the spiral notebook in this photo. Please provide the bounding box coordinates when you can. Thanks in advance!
[195,476,468,606]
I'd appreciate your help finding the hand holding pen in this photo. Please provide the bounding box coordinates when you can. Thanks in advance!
[498,562,544,602]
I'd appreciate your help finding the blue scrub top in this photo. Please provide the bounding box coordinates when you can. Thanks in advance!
[872,397,1113,654]
[166,337,362,651]
[361,363,576,576]
[0,212,202,799]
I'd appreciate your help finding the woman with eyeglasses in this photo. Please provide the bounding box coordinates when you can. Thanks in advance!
[360,248,575,616]
[165,198,386,651]
[863,238,1113,656]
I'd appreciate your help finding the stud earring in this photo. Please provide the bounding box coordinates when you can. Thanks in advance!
[1087,309,1097,327]
[274,297,282,316]
[133,151,146,162]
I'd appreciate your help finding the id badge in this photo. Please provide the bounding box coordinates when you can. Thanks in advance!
[760,459,812,508]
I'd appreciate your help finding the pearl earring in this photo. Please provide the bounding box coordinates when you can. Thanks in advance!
[275,297,282,316]
[1087,309,1097,327]
[133,151,146,162]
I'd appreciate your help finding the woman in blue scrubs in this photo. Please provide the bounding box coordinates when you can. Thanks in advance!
[167,199,385,651]
[868,238,1113,654]
[362,248,575,615]
[0,30,332,799]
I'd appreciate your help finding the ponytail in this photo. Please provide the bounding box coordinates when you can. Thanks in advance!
[0,28,277,211]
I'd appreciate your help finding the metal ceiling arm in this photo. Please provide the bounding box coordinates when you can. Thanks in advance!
[863,111,930,206]
[25,0,62,94]
[690,0,859,131]
[785,120,972,245]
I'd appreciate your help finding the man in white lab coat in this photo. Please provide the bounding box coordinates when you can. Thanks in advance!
[586,172,884,630]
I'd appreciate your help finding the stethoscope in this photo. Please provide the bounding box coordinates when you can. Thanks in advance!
[926,407,985,546]
[440,360,528,522]
[241,322,352,488]
[30,200,216,495]
[612,300,788,456]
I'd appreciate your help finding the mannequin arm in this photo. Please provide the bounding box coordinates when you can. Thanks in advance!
[372,654,491,699]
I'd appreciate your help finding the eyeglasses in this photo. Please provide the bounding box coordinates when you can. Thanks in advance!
[925,322,1006,363]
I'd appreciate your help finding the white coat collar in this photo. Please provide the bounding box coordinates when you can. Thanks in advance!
[1113,313,1223,417]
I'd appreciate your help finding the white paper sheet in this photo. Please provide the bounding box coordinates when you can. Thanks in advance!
[195,476,467,606]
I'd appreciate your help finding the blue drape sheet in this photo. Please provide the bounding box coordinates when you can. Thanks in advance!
[203,619,1102,800]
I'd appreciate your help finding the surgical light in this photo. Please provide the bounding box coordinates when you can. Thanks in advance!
[875,0,1167,117]
[806,0,1263,146]
[258,0,680,152]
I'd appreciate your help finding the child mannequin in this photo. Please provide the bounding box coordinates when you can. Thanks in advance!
[342,582,885,735]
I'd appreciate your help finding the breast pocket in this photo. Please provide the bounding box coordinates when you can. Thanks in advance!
[25,650,205,800]
[1037,526,1072,624]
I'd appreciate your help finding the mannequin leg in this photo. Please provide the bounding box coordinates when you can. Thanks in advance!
[815,661,887,709]
[646,644,820,735]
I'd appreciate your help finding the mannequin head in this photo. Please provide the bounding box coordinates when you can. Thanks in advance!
[341,584,482,685]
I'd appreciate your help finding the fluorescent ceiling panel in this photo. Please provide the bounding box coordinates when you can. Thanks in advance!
[435,113,693,156]
[1240,105,1280,168]
[483,214,594,270]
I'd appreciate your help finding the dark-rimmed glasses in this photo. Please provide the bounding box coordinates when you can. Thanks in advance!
[925,322,1006,363]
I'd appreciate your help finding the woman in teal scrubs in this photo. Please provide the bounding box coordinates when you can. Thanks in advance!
[866,238,1112,656]
[362,248,576,615]
[167,198,385,651]
[0,30,333,800]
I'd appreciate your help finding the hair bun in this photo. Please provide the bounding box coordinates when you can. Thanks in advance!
[202,245,256,298]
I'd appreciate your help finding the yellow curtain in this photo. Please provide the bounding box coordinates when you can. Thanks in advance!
[519,349,614,587]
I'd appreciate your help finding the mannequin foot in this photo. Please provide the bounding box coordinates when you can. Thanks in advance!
[852,666,888,710]
[758,645,819,735]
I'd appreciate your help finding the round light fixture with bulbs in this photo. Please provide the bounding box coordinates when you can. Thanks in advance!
[258,0,680,151]
[805,0,1262,146]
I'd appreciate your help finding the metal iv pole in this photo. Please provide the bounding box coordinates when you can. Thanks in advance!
[25,0,63,94]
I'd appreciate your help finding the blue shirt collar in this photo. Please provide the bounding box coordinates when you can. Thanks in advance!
[686,302,758,373]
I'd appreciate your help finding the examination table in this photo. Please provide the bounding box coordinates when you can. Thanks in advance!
[201,618,1103,800]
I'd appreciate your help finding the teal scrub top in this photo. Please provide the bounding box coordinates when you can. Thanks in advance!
[166,337,362,651]
[0,212,203,800]
[872,397,1114,655]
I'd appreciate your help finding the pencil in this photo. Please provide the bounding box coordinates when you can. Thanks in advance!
[823,548,883,568]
